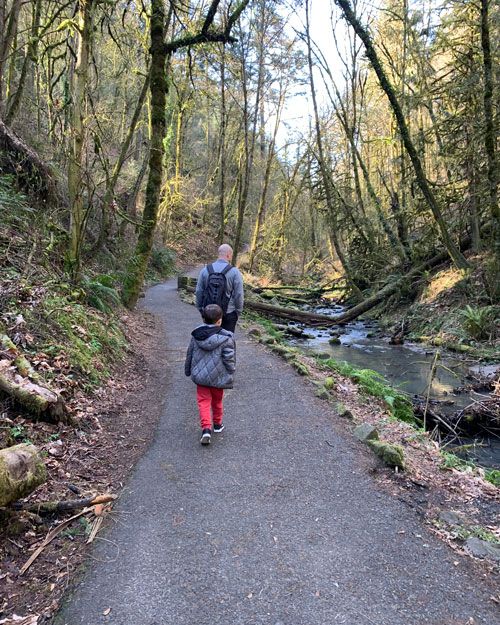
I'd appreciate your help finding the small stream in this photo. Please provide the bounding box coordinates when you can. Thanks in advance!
[282,304,500,468]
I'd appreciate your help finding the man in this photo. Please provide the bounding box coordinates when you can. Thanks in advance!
[195,244,244,333]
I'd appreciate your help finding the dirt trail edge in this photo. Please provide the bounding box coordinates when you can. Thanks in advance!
[54,278,499,625]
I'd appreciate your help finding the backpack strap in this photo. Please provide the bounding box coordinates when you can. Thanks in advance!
[221,263,232,275]
[207,264,214,274]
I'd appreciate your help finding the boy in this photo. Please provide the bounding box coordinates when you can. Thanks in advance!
[184,304,236,445]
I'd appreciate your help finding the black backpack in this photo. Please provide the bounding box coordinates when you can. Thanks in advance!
[201,263,232,313]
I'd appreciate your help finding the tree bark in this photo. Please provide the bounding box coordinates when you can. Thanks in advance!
[0,359,67,422]
[233,4,266,264]
[305,0,362,295]
[97,71,151,250]
[334,0,469,270]
[217,44,227,244]
[66,0,94,279]
[122,0,168,309]
[248,81,286,271]
[123,1,251,308]
[0,0,22,114]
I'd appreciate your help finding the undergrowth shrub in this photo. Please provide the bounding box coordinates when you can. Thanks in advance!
[461,305,498,340]
[82,275,121,313]
[149,246,176,277]
[41,295,126,385]
[0,175,30,215]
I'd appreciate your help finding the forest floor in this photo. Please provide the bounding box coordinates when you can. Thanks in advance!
[1,273,499,624]
[0,306,169,622]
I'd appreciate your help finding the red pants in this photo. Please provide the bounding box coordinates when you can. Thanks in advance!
[196,385,224,430]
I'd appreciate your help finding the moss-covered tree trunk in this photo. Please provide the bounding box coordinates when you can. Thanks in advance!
[335,0,469,270]
[248,83,285,271]
[217,44,227,245]
[0,444,46,507]
[0,0,21,115]
[122,0,167,309]
[5,0,42,124]
[97,71,151,251]
[66,0,94,279]
[480,0,499,262]
[305,0,362,297]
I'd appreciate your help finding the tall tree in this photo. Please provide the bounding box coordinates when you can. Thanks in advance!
[334,0,469,269]
[122,0,251,309]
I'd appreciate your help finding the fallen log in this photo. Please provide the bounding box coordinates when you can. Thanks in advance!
[11,493,117,514]
[0,335,68,422]
[0,443,46,507]
[244,299,339,326]
[0,359,67,422]
[179,238,472,327]
[0,119,58,203]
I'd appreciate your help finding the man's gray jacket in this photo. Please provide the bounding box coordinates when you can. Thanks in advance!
[185,325,235,389]
[195,260,244,315]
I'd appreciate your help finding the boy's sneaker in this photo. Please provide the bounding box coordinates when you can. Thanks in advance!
[213,423,225,433]
[200,429,211,445]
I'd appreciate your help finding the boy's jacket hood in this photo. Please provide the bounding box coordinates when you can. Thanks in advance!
[191,326,231,351]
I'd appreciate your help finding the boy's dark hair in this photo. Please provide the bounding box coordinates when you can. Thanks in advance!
[203,304,223,324]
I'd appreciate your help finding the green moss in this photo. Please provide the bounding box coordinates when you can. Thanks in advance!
[368,440,405,469]
[291,359,310,376]
[40,296,126,385]
[454,525,499,544]
[484,469,500,488]
[321,358,416,425]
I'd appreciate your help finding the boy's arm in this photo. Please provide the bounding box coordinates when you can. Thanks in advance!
[185,338,194,376]
[222,337,236,373]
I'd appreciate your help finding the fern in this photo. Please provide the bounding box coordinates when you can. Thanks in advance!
[149,246,175,277]
[461,305,497,340]
[82,276,121,313]
[0,175,33,221]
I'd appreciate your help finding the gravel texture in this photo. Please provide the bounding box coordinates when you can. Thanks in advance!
[54,279,499,625]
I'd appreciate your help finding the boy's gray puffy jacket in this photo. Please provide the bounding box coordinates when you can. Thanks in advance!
[185,325,235,389]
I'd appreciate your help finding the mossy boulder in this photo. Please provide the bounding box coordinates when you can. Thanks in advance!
[271,344,293,357]
[324,376,335,390]
[247,326,262,338]
[335,402,353,419]
[315,386,330,400]
[291,360,309,376]
[329,336,341,345]
[260,335,276,345]
[368,440,405,469]
[354,423,379,442]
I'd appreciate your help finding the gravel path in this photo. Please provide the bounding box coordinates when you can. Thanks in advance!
[55,279,499,625]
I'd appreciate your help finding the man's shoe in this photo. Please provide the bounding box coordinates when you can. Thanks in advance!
[200,429,211,445]
[213,423,225,433]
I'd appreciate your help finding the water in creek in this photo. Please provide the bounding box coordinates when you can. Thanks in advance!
[284,304,500,468]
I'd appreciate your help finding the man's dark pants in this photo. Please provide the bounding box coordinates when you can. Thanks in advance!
[222,311,238,333]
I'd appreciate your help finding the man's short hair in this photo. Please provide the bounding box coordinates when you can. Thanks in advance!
[203,304,223,324]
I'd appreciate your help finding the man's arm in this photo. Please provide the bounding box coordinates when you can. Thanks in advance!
[195,267,207,311]
[232,270,244,314]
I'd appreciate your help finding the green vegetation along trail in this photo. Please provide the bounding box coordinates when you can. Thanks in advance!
[55,278,499,625]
